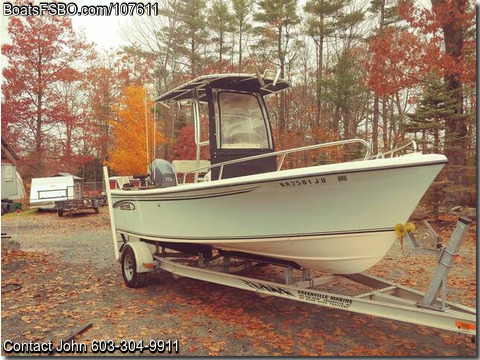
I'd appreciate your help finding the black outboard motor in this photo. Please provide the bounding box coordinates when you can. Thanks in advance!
[149,159,177,188]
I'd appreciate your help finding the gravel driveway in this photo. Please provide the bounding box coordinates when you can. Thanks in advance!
[1,209,476,356]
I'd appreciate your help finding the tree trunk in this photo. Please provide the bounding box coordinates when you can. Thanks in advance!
[219,25,224,70]
[315,6,324,132]
[66,125,72,172]
[191,37,196,77]
[372,96,379,154]
[238,24,243,72]
[382,97,388,151]
[431,0,467,181]
[372,0,385,155]
[35,90,43,176]
[277,25,286,136]
[422,129,426,153]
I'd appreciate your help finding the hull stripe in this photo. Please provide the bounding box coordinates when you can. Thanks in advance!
[115,227,394,243]
[112,186,259,206]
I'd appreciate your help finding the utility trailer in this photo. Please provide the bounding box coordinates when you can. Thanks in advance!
[55,198,99,217]
[103,167,476,340]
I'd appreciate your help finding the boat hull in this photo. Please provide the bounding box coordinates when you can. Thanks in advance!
[110,154,447,274]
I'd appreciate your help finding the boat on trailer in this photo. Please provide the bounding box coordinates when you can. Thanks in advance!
[103,72,475,338]
[106,72,447,274]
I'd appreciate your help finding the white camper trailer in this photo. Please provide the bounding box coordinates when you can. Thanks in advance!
[1,137,25,215]
[29,174,82,210]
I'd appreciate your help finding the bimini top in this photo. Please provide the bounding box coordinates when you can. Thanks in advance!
[155,73,290,103]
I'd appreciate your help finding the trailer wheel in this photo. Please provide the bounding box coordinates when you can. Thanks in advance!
[57,210,64,217]
[121,246,147,288]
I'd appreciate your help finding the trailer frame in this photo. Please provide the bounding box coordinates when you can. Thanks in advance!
[146,252,476,336]
[54,197,99,217]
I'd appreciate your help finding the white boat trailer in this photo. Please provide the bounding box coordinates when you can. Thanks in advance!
[103,168,476,339]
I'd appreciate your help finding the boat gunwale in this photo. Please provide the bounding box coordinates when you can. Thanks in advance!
[110,155,448,198]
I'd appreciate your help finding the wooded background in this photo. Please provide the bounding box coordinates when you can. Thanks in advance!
[1,0,476,211]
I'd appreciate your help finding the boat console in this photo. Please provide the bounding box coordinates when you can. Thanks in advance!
[155,73,289,181]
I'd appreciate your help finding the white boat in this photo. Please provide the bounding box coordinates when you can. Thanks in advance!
[108,73,447,275]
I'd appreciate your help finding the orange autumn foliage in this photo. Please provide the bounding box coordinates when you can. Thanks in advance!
[107,85,165,175]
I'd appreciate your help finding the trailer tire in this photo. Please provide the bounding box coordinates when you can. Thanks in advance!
[121,246,147,288]
[57,210,64,217]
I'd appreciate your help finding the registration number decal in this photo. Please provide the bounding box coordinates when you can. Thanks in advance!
[279,177,326,188]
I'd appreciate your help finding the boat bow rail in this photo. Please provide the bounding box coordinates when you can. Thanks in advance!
[181,138,372,183]
[373,139,418,159]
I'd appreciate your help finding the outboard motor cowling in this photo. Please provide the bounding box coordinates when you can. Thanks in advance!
[149,159,177,188]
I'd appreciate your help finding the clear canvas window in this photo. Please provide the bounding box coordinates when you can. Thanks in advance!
[218,92,270,149]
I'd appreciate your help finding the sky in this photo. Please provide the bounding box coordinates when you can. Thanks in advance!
[1,0,129,51]
[0,0,131,88]
[69,0,130,51]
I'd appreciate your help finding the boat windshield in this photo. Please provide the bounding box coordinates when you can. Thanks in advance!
[218,92,270,149]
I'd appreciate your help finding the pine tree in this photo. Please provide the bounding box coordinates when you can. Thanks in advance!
[404,76,459,217]
[254,0,300,136]
[304,0,344,130]
[209,0,234,70]
[176,0,209,77]
[404,77,454,153]
[231,0,254,72]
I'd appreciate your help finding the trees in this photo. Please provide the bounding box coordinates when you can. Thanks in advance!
[2,15,90,177]
[52,69,91,173]
[429,0,472,193]
[84,53,128,164]
[404,76,453,153]
[254,0,300,136]
[107,86,165,175]
[209,0,234,70]
[231,0,254,72]
[304,0,344,129]
[397,0,475,204]
[364,25,421,150]
[323,47,369,142]
[176,0,209,77]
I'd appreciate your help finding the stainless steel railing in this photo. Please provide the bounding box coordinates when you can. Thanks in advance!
[182,138,372,183]
[373,140,418,159]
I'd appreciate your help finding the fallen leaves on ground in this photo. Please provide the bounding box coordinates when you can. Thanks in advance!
[1,211,476,356]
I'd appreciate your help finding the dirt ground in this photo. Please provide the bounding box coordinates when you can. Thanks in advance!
[1,208,477,356]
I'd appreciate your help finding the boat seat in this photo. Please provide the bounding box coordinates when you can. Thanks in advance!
[172,160,211,182]
[172,160,211,174]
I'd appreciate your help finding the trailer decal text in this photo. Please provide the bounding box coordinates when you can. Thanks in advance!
[297,290,352,309]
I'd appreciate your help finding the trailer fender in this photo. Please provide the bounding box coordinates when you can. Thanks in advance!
[123,242,154,274]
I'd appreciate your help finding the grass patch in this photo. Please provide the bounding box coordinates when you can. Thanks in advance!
[2,209,38,219]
